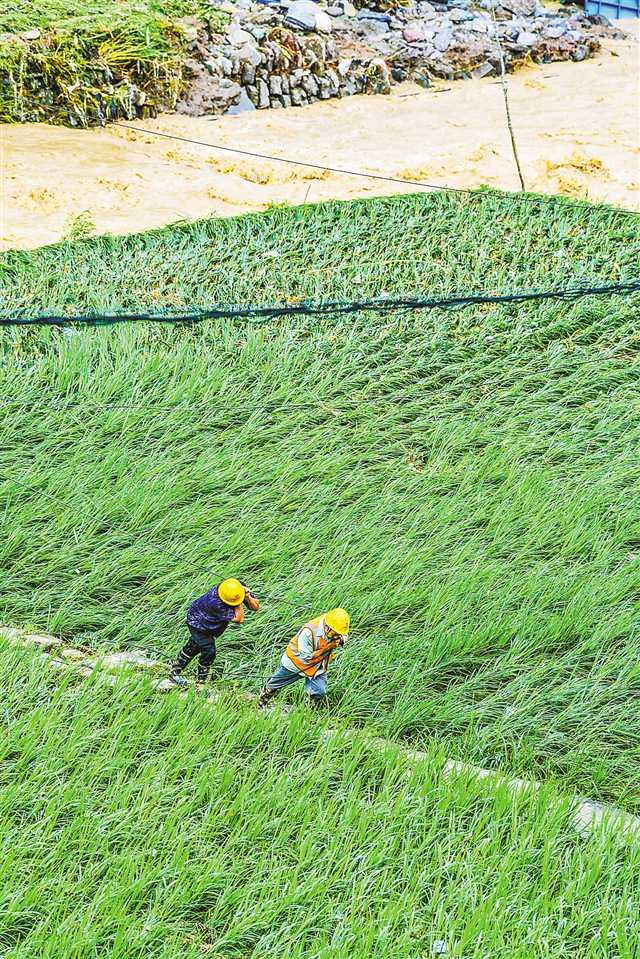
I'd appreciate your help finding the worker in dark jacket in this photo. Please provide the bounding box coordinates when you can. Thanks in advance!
[170,578,260,687]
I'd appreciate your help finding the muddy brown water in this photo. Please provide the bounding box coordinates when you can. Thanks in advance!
[1,21,638,251]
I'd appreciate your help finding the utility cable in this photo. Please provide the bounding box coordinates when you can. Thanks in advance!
[113,121,639,217]
[2,278,639,328]
[113,121,471,195]
[22,102,639,217]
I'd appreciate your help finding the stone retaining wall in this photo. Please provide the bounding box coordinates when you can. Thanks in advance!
[173,0,616,116]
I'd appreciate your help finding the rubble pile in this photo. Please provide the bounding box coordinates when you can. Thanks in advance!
[175,0,615,115]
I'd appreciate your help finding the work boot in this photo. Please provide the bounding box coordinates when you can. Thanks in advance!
[258,685,278,709]
[169,671,189,689]
[309,695,328,711]
[196,664,222,691]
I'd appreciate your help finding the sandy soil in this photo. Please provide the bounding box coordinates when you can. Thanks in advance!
[1,21,638,250]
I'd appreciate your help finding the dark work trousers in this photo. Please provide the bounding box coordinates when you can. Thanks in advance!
[172,626,218,682]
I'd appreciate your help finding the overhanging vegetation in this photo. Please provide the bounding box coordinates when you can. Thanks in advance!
[0,0,229,123]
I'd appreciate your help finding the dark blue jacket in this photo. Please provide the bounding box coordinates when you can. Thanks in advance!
[187,584,236,636]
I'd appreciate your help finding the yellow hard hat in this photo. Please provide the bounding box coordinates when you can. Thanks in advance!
[325,608,350,636]
[218,578,246,606]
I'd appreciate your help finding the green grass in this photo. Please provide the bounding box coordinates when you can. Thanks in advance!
[0,642,638,959]
[2,0,227,35]
[1,192,639,812]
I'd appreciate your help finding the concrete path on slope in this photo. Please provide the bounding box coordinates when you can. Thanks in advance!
[2,625,638,842]
[2,21,638,251]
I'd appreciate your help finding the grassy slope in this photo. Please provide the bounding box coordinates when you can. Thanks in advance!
[1,192,639,810]
[1,642,638,959]
[2,0,221,33]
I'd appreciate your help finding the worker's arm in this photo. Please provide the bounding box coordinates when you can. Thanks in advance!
[232,604,245,624]
[244,589,261,612]
[296,627,315,663]
[304,634,342,666]
[239,581,261,611]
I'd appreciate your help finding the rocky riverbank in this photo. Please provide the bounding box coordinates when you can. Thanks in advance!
[175,0,616,116]
[0,0,620,125]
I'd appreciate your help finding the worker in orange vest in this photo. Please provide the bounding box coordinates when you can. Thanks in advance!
[258,608,350,709]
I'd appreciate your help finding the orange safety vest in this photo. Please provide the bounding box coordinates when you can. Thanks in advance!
[284,616,341,678]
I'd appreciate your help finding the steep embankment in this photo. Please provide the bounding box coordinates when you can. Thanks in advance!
[2,191,639,810]
[0,637,638,958]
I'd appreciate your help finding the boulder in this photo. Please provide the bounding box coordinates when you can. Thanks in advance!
[356,9,391,21]
[60,648,87,662]
[285,0,333,31]
[472,60,494,77]
[226,88,257,112]
[545,21,567,37]
[258,77,270,106]
[228,25,255,46]
[358,19,392,37]
[25,633,63,651]
[403,25,427,42]
[99,651,158,669]
[242,63,257,84]
[315,9,334,32]
[367,57,391,94]
[238,43,262,65]
[434,25,453,50]
[327,68,340,92]
[516,30,537,46]
[302,72,320,95]
[496,0,537,16]
[450,7,474,21]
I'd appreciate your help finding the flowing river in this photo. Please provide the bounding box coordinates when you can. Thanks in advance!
[1,20,638,250]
